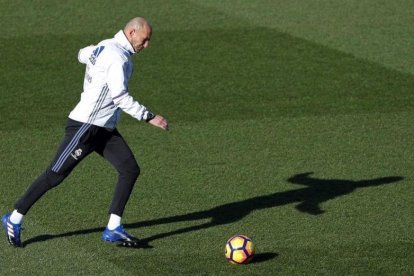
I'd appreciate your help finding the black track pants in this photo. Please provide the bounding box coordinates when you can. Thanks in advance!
[15,118,140,217]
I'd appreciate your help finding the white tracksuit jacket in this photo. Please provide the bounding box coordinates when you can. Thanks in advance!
[69,30,153,129]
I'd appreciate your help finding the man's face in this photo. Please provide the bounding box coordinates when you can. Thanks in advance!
[130,25,151,54]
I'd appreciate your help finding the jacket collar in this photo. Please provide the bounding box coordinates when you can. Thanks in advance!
[114,30,135,55]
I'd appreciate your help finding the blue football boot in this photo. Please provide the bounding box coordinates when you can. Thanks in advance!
[102,225,147,247]
[2,214,23,247]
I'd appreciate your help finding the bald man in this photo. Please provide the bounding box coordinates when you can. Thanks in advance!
[2,17,168,247]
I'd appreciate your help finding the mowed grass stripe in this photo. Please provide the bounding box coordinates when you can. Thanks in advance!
[2,113,412,231]
[1,28,414,132]
[188,0,414,74]
[0,113,412,274]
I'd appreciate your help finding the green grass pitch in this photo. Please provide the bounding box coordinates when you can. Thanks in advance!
[1,0,413,275]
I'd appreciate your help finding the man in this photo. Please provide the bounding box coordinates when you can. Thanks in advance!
[2,17,168,247]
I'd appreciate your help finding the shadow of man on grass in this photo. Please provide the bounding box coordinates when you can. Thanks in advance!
[23,173,403,247]
[133,173,403,243]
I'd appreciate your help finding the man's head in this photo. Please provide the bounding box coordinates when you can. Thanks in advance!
[123,17,152,54]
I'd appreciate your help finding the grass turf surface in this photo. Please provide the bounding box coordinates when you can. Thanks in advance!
[1,0,413,275]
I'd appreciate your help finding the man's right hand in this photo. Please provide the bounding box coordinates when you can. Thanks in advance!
[148,115,169,131]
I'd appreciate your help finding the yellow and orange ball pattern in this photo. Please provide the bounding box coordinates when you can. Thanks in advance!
[225,235,255,264]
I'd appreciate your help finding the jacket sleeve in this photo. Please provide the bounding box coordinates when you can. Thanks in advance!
[78,45,95,64]
[107,60,153,121]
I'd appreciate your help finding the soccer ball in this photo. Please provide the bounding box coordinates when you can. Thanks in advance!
[225,235,255,264]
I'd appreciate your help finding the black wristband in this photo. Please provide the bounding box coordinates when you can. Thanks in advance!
[145,111,156,122]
